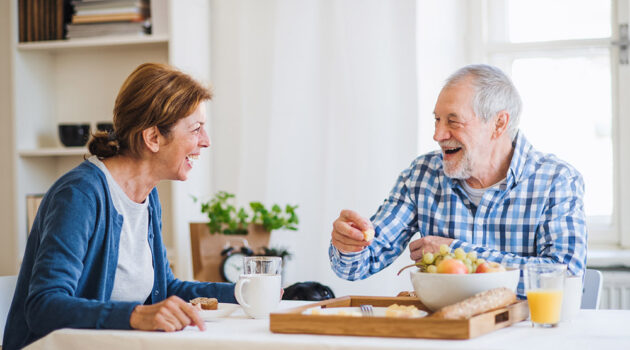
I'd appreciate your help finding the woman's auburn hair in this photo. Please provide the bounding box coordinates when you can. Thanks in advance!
[113,62,212,158]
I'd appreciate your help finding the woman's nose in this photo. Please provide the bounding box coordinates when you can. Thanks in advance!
[199,128,210,148]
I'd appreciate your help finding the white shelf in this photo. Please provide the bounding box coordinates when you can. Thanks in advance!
[18,147,89,157]
[17,34,169,51]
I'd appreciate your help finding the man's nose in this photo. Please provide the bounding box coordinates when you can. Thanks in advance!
[433,122,450,142]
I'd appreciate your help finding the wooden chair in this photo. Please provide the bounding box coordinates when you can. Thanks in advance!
[0,275,18,348]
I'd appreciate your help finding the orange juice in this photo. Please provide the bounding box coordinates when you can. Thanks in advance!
[526,289,564,324]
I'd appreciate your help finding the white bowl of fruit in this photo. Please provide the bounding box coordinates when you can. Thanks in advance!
[407,245,520,311]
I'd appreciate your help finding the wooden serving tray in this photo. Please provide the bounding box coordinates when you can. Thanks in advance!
[270,295,529,339]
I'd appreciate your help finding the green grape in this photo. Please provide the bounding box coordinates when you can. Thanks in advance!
[463,258,472,266]
[454,248,466,260]
[422,252,435,264]
[466,251,478,261]
[442,255,453,261]
[439,244,449,255]
[477,258,486,265]
[427,265,438,273]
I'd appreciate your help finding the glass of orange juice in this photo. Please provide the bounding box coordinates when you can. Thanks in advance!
[525,264,566,328]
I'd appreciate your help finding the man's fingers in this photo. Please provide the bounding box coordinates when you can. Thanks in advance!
[332,236,365,253]
[339,210,371,231]
[333,234,368,248]
[333,220,365,241]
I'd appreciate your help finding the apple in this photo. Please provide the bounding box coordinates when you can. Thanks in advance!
[475,262,506,273]
[436,259,468,274]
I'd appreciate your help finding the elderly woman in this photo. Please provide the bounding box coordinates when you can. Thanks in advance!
[3,63,234,350]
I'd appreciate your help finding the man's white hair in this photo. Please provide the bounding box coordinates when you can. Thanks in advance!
[444,64,522,139]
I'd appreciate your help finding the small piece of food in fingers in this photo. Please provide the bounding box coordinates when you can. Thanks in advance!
[363,228,375,242]
[190,297,218,310]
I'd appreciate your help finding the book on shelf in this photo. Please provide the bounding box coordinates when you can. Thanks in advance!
[18,0,69,42]
[26,194,44,235]
[66,21,149,38]
[18,0,153,42]
[68,0,151,37]
[71,12,144,24]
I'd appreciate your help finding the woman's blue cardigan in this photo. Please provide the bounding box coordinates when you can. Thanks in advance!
[3,161,236,349]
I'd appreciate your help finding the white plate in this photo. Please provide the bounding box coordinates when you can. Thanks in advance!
[197,303,240,321]
[303,306,428,318]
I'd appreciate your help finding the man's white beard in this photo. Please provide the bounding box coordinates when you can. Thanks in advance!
[443,149,473,179]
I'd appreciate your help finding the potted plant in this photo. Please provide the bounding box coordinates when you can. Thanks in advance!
[198,191,298,235]
[189,191,298,282]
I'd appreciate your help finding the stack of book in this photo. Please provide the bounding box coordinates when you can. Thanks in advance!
[18,0,71,42]
[66,0,150,39]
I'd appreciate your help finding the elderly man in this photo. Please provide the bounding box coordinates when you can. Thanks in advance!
[329,64,587,296]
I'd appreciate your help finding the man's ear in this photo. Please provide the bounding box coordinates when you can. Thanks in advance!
[142,126,160,153]
[493,111,510,139]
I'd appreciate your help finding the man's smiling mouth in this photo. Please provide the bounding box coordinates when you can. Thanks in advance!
[444,147,462,155]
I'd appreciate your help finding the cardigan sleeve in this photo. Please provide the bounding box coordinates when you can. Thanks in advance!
[25,185,140,335]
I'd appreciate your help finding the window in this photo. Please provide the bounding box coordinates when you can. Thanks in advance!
[483,0,630,246]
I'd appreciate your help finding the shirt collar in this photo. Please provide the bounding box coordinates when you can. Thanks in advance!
[506,130,532,187]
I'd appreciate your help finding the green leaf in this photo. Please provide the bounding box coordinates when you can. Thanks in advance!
[198,191,300,234]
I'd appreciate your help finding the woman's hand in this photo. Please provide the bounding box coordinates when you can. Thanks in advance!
[129,295,205,332]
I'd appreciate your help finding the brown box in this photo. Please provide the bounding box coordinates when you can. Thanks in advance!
[189,223,270,282]
[270,295,529,340]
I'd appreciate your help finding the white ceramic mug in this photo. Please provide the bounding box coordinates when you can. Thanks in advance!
[235,273,281,318]
[234,256,282,319]
[561,274,583,322]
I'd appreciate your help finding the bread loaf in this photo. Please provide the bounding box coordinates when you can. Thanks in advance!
[431,287,516,320]
[190,297,218,310]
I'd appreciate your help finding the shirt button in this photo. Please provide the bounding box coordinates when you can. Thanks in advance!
[155,290,159,295]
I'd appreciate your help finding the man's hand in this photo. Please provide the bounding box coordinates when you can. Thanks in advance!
[409,236,454,261]
[331,209,373,253]
[129,295,205,332]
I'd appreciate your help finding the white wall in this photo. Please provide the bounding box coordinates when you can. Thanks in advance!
[207,0,471,297]
[416,0,474,154]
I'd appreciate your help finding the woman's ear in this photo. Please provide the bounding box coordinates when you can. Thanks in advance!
[142,126,160,153]
[493,111,510,139]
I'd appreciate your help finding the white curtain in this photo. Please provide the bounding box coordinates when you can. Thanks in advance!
[209,0,419,296]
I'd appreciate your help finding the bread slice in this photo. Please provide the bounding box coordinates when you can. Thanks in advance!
[190,297,218,310]
[431,287,516,320]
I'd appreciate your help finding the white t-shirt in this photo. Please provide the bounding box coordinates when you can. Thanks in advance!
[89,156,154,303]
[460,177,507,207]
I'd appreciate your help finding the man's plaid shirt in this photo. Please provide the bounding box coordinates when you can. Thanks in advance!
[329,132,587,297]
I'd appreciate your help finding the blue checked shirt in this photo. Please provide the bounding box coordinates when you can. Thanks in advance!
[329,132,587,297]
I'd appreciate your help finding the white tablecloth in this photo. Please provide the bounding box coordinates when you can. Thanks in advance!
[25,301,630,350]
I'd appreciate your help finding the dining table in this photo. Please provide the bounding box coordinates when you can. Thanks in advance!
[24,300,630,350]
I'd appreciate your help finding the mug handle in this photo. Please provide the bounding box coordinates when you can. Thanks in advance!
[234,278,251,308]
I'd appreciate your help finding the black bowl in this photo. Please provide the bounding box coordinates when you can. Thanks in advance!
[96,122,114,133]
[58,123,90,147]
